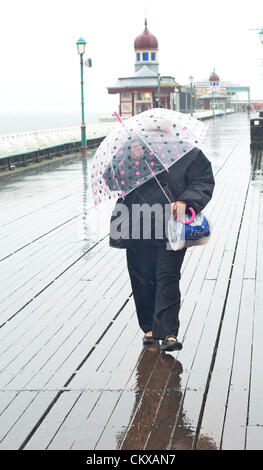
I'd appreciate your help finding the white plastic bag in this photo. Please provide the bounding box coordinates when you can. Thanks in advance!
[167,205,212,251]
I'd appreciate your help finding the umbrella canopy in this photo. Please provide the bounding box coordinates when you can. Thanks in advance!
[91,108,208,205]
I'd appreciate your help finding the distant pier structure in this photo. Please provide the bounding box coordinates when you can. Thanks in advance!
[107,19,179,118]
[193,70,251,112]
[195,69,229,110]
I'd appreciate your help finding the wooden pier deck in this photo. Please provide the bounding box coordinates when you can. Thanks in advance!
[0,113,262,450]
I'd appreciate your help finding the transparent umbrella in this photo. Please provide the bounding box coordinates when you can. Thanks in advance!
[91,108,208,205]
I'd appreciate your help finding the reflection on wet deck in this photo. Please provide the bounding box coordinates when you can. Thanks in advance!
[0,113,262,450]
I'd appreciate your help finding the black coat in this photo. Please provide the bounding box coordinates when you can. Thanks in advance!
[108,147,215,248]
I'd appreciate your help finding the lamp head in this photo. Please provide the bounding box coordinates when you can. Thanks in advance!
[76,37,86,55]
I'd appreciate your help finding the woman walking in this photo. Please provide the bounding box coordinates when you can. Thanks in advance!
[93,109,215,352]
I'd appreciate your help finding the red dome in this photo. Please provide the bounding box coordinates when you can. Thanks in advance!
[134,19,158,50]
[209,70,219,82]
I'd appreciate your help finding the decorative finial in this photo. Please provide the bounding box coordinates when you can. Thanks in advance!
[145,18,148,29]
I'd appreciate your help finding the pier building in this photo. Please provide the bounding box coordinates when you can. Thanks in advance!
[195,69,229,110]
[107,19,179,118]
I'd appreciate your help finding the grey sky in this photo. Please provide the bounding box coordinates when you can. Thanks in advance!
[1,0,263,119]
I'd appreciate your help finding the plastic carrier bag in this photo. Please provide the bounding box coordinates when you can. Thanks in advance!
[167,206,212,251]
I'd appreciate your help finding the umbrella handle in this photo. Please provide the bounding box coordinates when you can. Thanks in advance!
[114,112,122,123]
[180,206,196,225]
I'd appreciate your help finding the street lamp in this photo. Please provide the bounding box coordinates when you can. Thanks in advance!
[76,37,87,157]
[157,73,161,108]
[189,75,194,116]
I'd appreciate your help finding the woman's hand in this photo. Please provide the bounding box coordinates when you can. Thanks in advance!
[173,201,187,221]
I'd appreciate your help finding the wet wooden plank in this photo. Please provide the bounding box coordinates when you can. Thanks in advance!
[47,391,103,450]
[119,347,172,450]
[0,295,135,449]
[29,303,138,449]
[0,391,39,444]
[87,133,253,451]
[255,194,263,281]
[243,185,260,280]
[220,279,255,449]
[2,262,128,380]
[0,245,122,354]
[23,390,83,450]
[0,391,55,450]
[0,236,116,328]
[0,391,19,415]
[0,214,110,322]
[70,391,123,450]
[0,115,259,450]
[26,332,144,450]
[165,154,251,449]
[246,280,263,450]
[0,161,86,226]
[0,263,129,391]
[179,161,248,340]
[246,426,263,450]
[196,182,256,449]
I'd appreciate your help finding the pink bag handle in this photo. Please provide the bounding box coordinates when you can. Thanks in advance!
[180,206,196,224]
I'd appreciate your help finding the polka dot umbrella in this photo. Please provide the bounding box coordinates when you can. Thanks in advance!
[91,108,208,205]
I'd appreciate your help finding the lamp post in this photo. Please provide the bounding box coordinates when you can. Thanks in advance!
[76,38,87,157]
[157,73,161,108]
[189,75,194,116]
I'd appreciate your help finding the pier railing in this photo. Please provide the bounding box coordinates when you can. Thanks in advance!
[0,110,234,172]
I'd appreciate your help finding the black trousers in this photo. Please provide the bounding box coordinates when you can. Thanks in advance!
[126,242,186,340]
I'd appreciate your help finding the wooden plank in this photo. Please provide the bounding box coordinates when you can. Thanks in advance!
[119,348,172,450]
[220,279,255,449]
[0,391,55,450]
[255,197,263,281]
[0,213,110,320]
[71,391,122,450]
[246,280,263,449]
[196,182,255,449]
[0,391,19,415]
[29,304,138,449]
[0,114,257,451]
[97,133,251,450]
[0,246,110,326]
[164,153,251,449]
[0,262,128,390]
[0,238,118,337]
[47,391,102,450]
[26,330,144,450]
[0,391,38,444]
[0,286,135,448]
[23,390,83,450]
[244,185,260,279]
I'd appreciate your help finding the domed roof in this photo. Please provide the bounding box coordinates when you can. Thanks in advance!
[209,69,219,82]
[134,19,158,50]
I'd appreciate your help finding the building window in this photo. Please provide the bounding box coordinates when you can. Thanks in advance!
[136,52,140,61]
[143,52,149,61]
[151,52,156,61]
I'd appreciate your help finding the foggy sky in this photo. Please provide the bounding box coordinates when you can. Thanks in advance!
[1,0,263,118]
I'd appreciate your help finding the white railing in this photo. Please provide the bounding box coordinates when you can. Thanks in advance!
[0,122,118,157]
[0,110,234,157]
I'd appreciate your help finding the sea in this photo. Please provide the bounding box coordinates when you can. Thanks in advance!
[0,109,112,135]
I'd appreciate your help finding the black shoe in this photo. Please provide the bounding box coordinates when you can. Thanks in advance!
[160,335,183,352]
[143,334,155,345]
